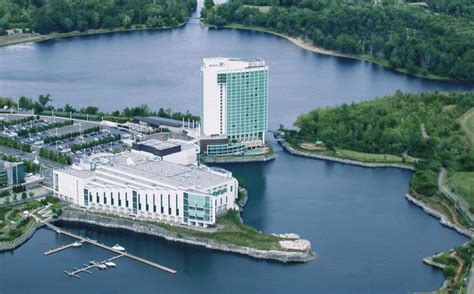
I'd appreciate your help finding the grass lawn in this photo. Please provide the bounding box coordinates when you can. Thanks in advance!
[460,108,474,145]
[292,142,415,165]
[447,172,474,209]
[151,210,285,251]
[242,5,271,12]
[335,149,410,163]
[78,208,290,251]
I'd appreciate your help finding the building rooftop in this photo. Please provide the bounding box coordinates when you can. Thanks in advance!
[136,139,179,151]
[202,57,266,70]
[59,151,232,192]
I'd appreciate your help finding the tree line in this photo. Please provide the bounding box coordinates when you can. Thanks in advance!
[284,91,474,197]
[202,0,474,80]
[2,154,40,173]
[16,120,73,137]
[0,0,197,35]
[43,126,100,144]
[71,134,121,152]
[39,147,72,165]
[17,94,200,122]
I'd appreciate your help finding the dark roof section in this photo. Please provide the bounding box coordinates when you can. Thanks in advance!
[133,116,184,128]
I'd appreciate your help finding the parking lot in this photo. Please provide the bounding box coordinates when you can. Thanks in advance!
[0,114,130,164]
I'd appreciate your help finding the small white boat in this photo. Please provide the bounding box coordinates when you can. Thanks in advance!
[105,261,116,267]
[97,264,107,270]
[112,244,125,251]
[72,241,82,247]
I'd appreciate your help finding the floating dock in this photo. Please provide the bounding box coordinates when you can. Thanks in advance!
[65,254,125,278]
[42,222,176,275]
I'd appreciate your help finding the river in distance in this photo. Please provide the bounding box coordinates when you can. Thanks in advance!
[0,2,473,293]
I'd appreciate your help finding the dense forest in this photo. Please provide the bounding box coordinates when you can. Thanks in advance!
[202,0,474,80]
[0,0,196,34]
[284,91,474,197]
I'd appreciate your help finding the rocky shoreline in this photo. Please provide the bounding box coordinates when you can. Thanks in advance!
[405,194,473,238]
[279,141,415,170]
[57,210,316,263]
[203,153,276,163]
[0,222,44,252]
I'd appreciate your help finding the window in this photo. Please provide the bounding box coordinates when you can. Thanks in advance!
[83,189,89,206]
[168,194,171,215]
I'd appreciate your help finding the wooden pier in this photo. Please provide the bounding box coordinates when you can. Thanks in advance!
[43,241,83,256]
[43,222,177,274]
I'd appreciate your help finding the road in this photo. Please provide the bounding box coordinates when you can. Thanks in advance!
[438,168,474,223]
[467,262,474,294]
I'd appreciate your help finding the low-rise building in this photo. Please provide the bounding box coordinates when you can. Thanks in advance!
[0,161,25,187]
[53,151,238,227]
[132,139,199,165]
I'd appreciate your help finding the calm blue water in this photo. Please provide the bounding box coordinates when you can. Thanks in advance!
[0,2,473,293]
[0,7,472,129]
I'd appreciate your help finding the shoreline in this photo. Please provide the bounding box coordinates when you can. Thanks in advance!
[0,222,44,252]
[278,140,415,170]
[216,23,464,82]
[57,209,316,263]
[405,194,473,238]
[0,22,188,48]
[203,153,276,163]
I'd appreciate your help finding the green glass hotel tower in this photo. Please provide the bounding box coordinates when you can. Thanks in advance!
[201,57,268,148]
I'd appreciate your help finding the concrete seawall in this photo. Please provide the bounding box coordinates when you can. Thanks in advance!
[58,210,316,263]
[203,153,276,163]
[279,141,415,170]
[0,222,44,252]
[405,194,473,238]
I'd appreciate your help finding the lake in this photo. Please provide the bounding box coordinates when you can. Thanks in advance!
[0,2,473,293]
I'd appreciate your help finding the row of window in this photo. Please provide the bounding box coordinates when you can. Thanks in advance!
[83,189,180,216]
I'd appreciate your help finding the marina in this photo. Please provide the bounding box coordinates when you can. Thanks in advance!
[41,221,177,277]
[64,255,124,278]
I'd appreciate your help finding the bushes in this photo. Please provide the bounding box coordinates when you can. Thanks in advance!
[71,134,121,152]
[39,148,72,165]
[16,120,73,137]
[443,265,458,278]
[2,154,40,173]
[43,126,100,144]
[410,168,439,196]
[0,116,34,128]
[12,184,26,194]
[0,137,31,152]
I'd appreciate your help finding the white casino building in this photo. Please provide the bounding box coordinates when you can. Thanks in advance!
[53,151,238,227]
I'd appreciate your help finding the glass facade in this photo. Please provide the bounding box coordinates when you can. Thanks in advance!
[183,192,212,223]
[218,69,268,142]
[11,162,25,184]
[207,143,246,156]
